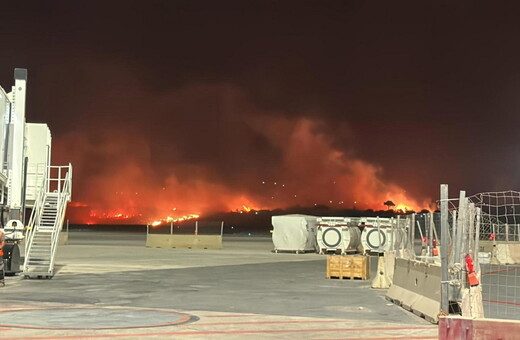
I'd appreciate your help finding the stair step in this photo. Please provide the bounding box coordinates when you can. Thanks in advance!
[24,193,70,280]
[27,262,51,266]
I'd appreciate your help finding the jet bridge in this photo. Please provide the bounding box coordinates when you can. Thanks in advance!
[0,68,72,277]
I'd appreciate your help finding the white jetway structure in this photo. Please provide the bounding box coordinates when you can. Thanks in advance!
[0,69,72,278]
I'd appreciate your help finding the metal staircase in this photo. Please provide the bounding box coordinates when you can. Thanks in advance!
[23,164,72,278]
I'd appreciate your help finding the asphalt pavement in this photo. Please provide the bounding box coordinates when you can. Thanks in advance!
[0,231,437,339]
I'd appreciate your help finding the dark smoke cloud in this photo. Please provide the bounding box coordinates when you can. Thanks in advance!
[2,1,520,222]
[53,64,427,222]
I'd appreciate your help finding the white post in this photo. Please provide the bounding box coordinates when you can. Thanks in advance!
[396,215,401,250]
[170,221,173,235]
[220,221,224,236]
[390,217,395,251]
[468,203,475,257]
[195,221,198,235]
[440,184,449,315]
[377,216,381,251]
[474,207,481,269]
[454,191,466,265]
[417,220,424,245]
[458,197,468,264]
[505,223,509,242]
[410,213,416,258]
[428,213,433,257]
[450,210,457,267]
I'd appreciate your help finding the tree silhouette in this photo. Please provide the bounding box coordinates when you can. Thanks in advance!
[383,200,395,210]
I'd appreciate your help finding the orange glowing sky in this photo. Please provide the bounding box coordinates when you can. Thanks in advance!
[56,85,430,224]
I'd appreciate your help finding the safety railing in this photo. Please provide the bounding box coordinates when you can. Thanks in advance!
[24,165,49,265]
[23,163,72,276]
[48,164,72,273]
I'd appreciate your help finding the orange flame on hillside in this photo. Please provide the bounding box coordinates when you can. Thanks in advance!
[58,99,429,225]
[394,204,413,213]
[149,214,201,227]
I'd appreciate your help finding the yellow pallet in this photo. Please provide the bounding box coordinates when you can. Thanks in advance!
[326,255,370,280]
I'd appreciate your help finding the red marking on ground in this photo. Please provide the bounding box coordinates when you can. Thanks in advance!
[0,326,437,339]
[319,337,437,340]
[202,314,259,318]
[483,299,520,306]
[0,307,193,330]
[482,267,520,276]
[195,319,348,326]
[0,328,12,331]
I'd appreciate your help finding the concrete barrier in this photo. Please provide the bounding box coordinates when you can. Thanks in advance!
[386,258,441,323]
[439,316,520,340]
[480,241,520,264]
[494,243,520,264]
[371,250,395,289]
[146,234,223,249]
[460,285,484,319]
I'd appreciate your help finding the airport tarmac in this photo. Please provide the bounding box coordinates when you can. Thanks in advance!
[0,230,438,339]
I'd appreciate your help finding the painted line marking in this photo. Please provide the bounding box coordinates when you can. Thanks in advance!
[0,307,196,330]
[202,314,259,318]
[195,319,348,326]
[482,267,520,276]
[318,337,437,340]
[483,299,520,306]
[0,326,438,339]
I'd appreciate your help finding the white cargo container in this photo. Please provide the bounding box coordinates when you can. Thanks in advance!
[272,214,318,253]
[316,217,361,254]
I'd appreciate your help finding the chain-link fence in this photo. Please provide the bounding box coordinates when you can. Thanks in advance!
[467,191,520,320]
[440,188,520,320]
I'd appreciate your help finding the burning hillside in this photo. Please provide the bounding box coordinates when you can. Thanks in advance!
[54,83,429,224]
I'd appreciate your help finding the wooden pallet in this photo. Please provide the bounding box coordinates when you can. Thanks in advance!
[326,255,370,280]
[320,248,359,255]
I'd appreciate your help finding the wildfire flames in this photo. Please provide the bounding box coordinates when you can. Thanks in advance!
[394,204,413,213]
[150,214,201,227]
[55,84,429,225]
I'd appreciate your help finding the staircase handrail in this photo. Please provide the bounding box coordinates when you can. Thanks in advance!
[48,164,72,272]
[23,165,49,266]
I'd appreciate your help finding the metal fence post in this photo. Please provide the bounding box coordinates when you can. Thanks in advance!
[440,184,449,315]
[410,213,416,258]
